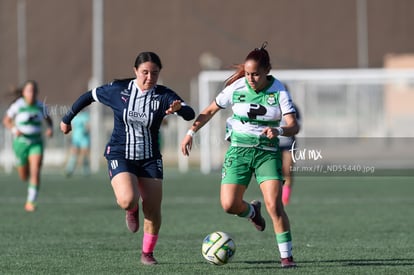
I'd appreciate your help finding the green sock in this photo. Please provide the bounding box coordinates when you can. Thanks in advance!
[276,231,292,243]
[237,202,254,218]
[276,231,293,258]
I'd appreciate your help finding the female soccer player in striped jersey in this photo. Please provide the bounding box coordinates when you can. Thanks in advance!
[3,80,54,212]
[61,52,195,265]
[181,43,299,268]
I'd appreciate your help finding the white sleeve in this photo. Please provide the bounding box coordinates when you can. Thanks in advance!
[279,90,296,115]
[6,102,18,118]
[215,85,234,109]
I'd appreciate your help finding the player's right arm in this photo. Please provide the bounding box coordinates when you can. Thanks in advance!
[2,102,22,136]
[2,114,19,135]
[61,82,119,134]
[181,85,233,156]
[180,100,221,156]
[2,114,13,129]
[61,92,95,134]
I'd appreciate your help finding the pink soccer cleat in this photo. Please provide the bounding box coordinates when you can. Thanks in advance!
[141,252,158,265]
[281,256,297,268]
[125,207,139,233]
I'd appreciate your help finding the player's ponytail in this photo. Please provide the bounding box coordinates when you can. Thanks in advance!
[224,42,271,87]
[224,64,245,87]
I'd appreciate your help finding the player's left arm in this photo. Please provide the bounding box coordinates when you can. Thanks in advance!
[44,114,54,138]
[277,89,300,137]
[261,89,300,139]
[40,103,54,138]
[279,113,299,136]
[165,92,195,120]
[261,113,299,139]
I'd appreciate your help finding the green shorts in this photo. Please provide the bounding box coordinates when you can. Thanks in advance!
[13,138,43,166]
[221,146,283,185]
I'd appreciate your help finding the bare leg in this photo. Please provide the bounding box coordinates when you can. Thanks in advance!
[282,150,293,188]
[65,147,79,176]
[260,179,290,233]
[138,177,162,265]
[282,150,294,205]
[220,183,248,214]
[260,179,295,265]
[79,148,90,175]
[17,164,29,182]
[24,154,43,211]
[111,172,140,210]
[28,154,42,186]
[138,177,163,234]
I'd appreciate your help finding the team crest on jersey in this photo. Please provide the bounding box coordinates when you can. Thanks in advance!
[266,94,277,105]
[120,89,130,96]
[151,100,160,111]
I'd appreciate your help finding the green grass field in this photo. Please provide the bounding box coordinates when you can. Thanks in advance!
[1,168,413,274]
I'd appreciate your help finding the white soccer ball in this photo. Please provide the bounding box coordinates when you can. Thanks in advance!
[202,231,236,265]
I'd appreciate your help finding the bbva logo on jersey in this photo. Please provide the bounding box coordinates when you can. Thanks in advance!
[128,111,148,119]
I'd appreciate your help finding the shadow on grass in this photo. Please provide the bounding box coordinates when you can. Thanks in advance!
[242,260,277,264]
[337,258,414,267]
[161,260,278,269]
[239,258,414,269]
[298,258,414,267]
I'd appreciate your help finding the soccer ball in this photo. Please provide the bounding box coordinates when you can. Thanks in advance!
[202,231,236,265]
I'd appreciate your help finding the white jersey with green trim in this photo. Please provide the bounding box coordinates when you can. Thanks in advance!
[6,98,47,140]
[215,76,295,151]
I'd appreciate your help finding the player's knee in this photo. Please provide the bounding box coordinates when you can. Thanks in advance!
[221,200,239,214]
[116,199,129,209]
[117,196,138,210]
[19,174,29,182]
[265,199,285,218]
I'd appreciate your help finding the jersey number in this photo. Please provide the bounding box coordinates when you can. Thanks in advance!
[247,104,267,119]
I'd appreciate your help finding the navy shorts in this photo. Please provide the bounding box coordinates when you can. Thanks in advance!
[107,158,163,180]
[279,145,291,152]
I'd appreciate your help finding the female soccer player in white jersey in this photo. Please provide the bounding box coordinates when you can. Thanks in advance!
[61,52,195,265]
[225,98,302,207]
[3,80,54,212]
[181,43,299,268]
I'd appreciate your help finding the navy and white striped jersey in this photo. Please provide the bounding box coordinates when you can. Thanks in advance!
[89,79,194,160]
